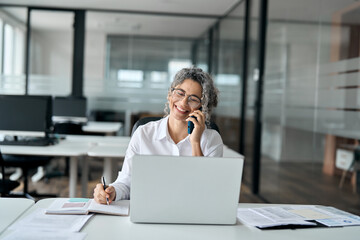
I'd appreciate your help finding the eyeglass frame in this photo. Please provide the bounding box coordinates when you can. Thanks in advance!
[171,88,202,109]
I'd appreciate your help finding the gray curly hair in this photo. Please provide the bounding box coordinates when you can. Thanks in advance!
[164,67,219,125]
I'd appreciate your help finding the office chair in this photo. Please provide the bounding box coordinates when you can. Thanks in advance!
[44,122,87,181]
[53,122,85,135]
[0,150,20,197]
[1,153,56,200]
[131,116,220,136]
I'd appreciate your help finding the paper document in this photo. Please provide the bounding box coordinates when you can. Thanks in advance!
[46,198,130,216]
[237,207,315,228]
[9,208,92,232]
[2,229,87,240]
[237,205,360,229]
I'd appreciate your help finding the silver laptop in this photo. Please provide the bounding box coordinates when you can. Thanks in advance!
[130,155,244,225]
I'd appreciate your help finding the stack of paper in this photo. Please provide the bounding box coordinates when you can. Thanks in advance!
[237,205,360,229]
[4,208,91,240]
[3,198,130,240]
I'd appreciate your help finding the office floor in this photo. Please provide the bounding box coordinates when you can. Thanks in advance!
[7,156,360,215]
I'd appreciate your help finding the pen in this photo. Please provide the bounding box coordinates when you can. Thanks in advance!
[102,176,109,205]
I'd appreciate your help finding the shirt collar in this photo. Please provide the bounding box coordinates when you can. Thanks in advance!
[156,116,169,141]
[156,116,192,144]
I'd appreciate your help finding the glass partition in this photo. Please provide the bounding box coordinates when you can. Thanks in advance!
[28,10,74,96]
[194,33,209,72]
[84,11,216,135]
[215,3,245,151]
[0,7,27,94]
[260,0,360,215]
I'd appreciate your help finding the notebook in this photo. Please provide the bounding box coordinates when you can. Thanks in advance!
[46,198,129,216]
[130,155,244,225]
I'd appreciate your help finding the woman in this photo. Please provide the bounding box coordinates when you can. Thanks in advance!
[94,67,223,204]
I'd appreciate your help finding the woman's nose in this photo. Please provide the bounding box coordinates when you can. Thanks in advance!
[181,96,189,105]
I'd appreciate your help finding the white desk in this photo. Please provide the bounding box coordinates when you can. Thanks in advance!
[0,136,130,198]
[223,146,243,158]
[0,198,34,234]
[1,139,89,198]
[69,135,130,185]
[1,137,240,198]
[82,121,122,135]
[1,199,359,240]
[65,135,130,146]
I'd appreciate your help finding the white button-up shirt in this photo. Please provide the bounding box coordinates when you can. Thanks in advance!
[111,116,223,200]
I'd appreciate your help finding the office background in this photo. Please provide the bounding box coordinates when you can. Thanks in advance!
[0,0,359,214]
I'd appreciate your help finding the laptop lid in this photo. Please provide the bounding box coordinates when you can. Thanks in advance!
[130,155,244,225]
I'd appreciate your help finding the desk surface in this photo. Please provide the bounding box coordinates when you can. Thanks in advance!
[87,145,128,158]
[82,121,122,134]
[66,135,130,146]
[0,135,131,157]
[1,199,359,240]
[0,198,34,234]
[0,138,89,157]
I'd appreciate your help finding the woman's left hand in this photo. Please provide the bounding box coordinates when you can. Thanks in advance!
[187,110,205,144]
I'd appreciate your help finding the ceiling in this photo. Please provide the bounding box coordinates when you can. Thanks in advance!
[0,0,240,16]
[0,0,358,38]
[0,0,241,38]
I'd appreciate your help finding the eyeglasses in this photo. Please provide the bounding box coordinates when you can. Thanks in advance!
[171,88,202,109]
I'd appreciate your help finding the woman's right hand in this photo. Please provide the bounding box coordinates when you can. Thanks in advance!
[93,183,116,204]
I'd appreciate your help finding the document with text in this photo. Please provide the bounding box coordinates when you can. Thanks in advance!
[237,205,360,229]
[9,208,92,232]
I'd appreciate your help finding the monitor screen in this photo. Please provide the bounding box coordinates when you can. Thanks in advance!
[52,97,87,123]
[0,95,52,137]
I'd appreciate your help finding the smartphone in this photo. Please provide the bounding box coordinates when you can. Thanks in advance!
[188,116,196,134]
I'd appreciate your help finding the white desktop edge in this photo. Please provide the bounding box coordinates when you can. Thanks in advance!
[52,116,88,124]
[0,130,45,137]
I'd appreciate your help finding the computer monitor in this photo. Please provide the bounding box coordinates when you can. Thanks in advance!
[52,96,87,123]
[0,95,53,137]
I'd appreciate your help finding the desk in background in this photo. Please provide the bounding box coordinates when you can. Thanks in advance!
[0,198,34,234]
[1,136,241,198]
[1,198,359,240]
[82,121,122,136]
[0,136,131,198]
[0,138,89,198]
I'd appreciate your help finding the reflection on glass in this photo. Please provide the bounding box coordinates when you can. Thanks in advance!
[168,59,191,82]
[150,71,167,83]
[117,69,144,82]
[215,3,244,151]
[260,0,360,215]
[216,74,240,85]
[0,7,27,95]
[29,10,74,96]
[4,24,14,75]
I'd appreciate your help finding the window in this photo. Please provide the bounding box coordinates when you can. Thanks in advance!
[150,71,167,83]
[117,69,144,82]
[168,59,192,82]
[4,23,14,75]
[14,28,25,75]
[216,74,240,85]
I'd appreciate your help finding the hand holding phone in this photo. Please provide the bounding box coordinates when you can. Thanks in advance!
[188,116,196,134]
